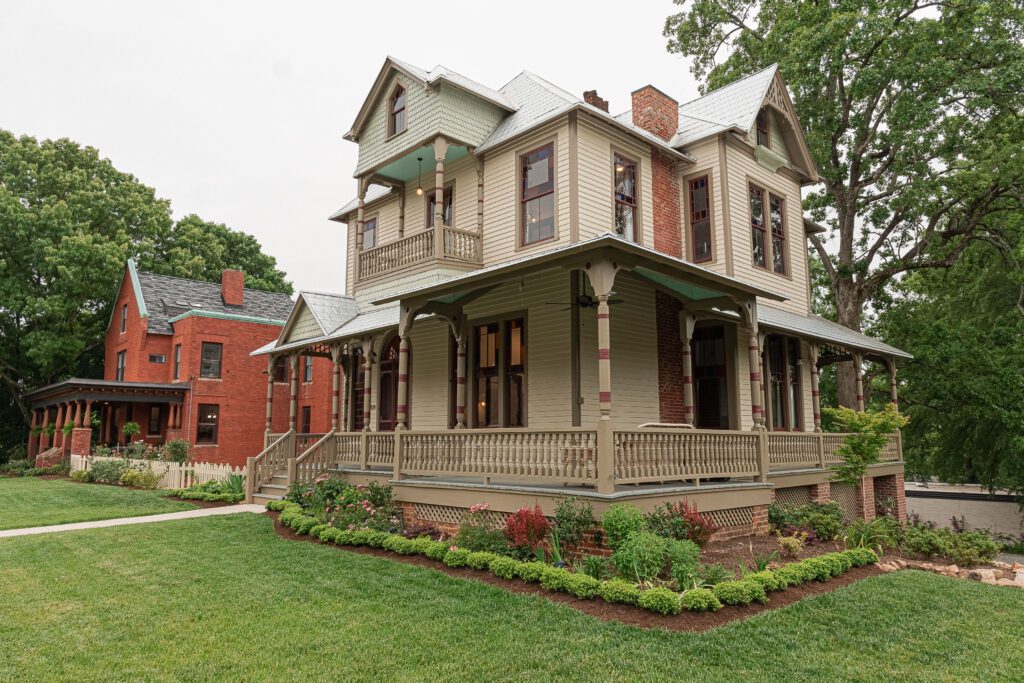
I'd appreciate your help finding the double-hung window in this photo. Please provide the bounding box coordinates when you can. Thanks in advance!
[388,85,406,137]
[173,344,181,380]
[472,318,526,427]
[120,303,128,334]
[196,404,219,444]
[520,143,555,245]
[613,154,638,242]
[426,185,454,228]
[749,184,768,268]
[273,356,288,383]
[688,175,712,263]
[200,342,223,379]
[756,108,770,147]
[115,350,126,381]
[303,356,313,383]
[769,192,786,274]
[362,217,377,250]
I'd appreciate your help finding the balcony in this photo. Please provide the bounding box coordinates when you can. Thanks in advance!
[357,226,482,281]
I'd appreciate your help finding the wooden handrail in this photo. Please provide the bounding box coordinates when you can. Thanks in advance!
[245,429,294,502]
[291,431,336,486]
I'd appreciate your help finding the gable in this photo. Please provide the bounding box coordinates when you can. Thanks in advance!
[754,73,817,180]
[284,305,322,343]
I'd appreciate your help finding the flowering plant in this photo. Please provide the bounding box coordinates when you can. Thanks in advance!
[453,502,507,553]
[505,505,551,556]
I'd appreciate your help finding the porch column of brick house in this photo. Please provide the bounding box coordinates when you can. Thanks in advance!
[39,407,50,452]
[27,409,38,459]
[288,353,299,432]
[330,345,343,431]
[362,338,373,430]
[886,358,898,408]
[55,402,67,449]
[679,313,695,424]
[853,352,866,411]
[433,135,448,258]
[455,334,468,428]
[265,355,275,433]
[809,343,822,431]
[70,400,92,457]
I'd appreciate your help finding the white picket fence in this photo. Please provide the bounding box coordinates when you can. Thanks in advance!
[69,453,246,490]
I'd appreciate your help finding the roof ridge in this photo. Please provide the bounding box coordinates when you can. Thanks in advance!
[677,63,779,108]
[300,289,355,300]
[136,269,292,297]
[520,70,580,104]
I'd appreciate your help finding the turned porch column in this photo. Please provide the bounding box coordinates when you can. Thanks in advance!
[809,343,822,432]
[455,334,468,428]
[886,358,898,409]
[396,335,410,429]
[331,345,342,431]
[747,327,765,429]
[362,341,373,431]
[596,293,614,494]
[476,156,485,236]
[355,177,368,252]
[288,353,299,432]
[84,400,92,429]
[853,352,865,412]
[265,355,275,433]
[680,314,695,425]
[28,410,38,459]
[433,135,448,258]
[341,345,352,431]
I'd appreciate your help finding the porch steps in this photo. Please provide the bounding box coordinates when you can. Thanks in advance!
[251,471,289,507]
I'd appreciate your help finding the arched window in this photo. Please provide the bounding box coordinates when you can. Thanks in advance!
[388,85,407,137]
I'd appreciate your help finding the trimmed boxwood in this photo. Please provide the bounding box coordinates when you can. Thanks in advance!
[489,556,522,580]
[516,561,547,583]
[746,570,786,593]
[712,580,767,606]
[564,573,601,599]
[443,548,472,568]
[638,587,682,615]
[467,551,498,570]
[681,588,722,612]
[540,566,574,591]
[424,541,450,562]
[598,578,642,606]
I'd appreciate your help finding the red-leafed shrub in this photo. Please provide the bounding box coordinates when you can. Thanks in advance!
[644,500,719,546]
[505,505,551,552]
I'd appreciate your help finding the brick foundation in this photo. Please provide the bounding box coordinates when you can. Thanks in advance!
[856,476,876,522]
[69,427,91,457]
[873,472,906,522]
[810,482,831,504]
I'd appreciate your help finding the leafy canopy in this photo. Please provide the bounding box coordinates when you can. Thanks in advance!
[825,403,909,484]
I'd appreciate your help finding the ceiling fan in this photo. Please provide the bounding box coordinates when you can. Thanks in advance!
[543,294,625,311]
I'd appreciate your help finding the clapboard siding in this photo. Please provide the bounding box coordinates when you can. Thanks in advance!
[677,138,728,275]
[408,318,450,430]
[285,306,322,343]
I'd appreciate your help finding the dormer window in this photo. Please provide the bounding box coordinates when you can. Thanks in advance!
[756,108,770,147]
[388,85,407,137]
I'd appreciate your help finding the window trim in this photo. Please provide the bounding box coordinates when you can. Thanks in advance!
[611,150,641,244]
[195,403,220,445]
[361,213,378,250]
[467,312,528,428]
[516,139,558,249]
[756,108,770,148]
[425,181,455,229]
[746,177,792,279]
[387,83,407,139]
[199,341,223,380]
[684,170,715,264]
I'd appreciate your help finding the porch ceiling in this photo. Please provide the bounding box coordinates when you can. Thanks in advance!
[372,233,786,308]
[374,144,470,184]
[25,378,188,408]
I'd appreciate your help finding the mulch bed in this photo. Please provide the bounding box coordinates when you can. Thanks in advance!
[701,533,846,569]
[267,511,882,632]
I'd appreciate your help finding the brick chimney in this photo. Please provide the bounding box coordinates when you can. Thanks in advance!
[631,85,679,141]
[221,269,245,306]
[583,90,609,113]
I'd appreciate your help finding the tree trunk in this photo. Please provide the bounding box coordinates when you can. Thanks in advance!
[835,281,864,409]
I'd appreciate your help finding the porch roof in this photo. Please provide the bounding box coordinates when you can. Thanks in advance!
[371,233,786,306]
[756,305,912,360]
[25,378,189,408]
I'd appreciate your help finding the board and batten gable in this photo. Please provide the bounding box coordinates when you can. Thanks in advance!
[354,71,506,176]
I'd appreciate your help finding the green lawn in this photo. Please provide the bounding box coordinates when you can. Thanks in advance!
[0,514,1021,681]
[0,477,196,530]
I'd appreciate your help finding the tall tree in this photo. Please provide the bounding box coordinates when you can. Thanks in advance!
[0,131,291,454]
[665,0,1024,406]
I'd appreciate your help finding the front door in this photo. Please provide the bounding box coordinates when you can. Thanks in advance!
[377,337,401,431]
[692,325,731,429]
[351,347,365,431]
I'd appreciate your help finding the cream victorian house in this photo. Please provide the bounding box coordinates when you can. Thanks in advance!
[247,57,909,536]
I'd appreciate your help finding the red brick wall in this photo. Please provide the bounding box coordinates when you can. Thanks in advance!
[856,475,876,522]
[220,269,244,306]
[655,291,686,423]
[810,482,831,504]
[104,271,172,384]
[651,150,681,257]
[874,472,906,523]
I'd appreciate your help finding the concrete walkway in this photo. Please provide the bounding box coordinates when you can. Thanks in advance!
[0,504,266,539]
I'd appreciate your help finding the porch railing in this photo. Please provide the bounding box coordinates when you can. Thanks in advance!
[261,427,905,496]
[614,429,762,485]
[357,227,482,280]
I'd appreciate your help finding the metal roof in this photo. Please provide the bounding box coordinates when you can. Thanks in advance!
[757,305,912,359]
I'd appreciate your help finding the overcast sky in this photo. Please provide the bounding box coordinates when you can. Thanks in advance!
[1,1,700,295]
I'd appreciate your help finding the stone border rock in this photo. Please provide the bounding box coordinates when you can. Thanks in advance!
[877,557,1024,588]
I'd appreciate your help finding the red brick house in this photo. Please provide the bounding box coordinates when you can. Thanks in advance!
[25,261,332,467]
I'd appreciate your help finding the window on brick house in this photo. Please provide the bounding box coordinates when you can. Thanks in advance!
[273,356,288,383]
[688,175,712,263]
[756,108,770,147]
[613,154,638,242]
[149,354,165,364]
[303,356,313,383]
[200,342,223,379]
[388,84,406,137]
[520,143,555,245]
[115,350,126,382]
[120,303,128,333]
[196,404,219,444]
[426,184,454,228]
[147,406,162,435]
[173,344,181,380]
[301,406,311,434]
[749,184,767,268]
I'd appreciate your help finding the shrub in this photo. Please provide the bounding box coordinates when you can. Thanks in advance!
[70,469,93,483]
[552,497,596,549]
[441,547,470,568]
[575,554,612,581]
[745,570,786,592]
[265,500,296,512]
[644,500,718,546]
[638,587,681,615]
[666,539,702,589]
[598,578,642,605]
[90,459,129,485]
[844,518,898,552]
[824,403,908,484]
[454,503,508,553]
[1,459,30,474]
[564,573,601,599]
[611,531,668,583]
[318,527,342,544]
[425,541,450,562]
[769,502,844,540]
[681,588,722,612]
[505,505,551,556]
[294,516,320,536]
[516,561,547,583]
[366,531,391,548]
[349,530,374,546]
[467,551,498,570]
[777,533,805,558]
[775,563,808,587]
[407,537,435,556]
[120,467,161,489]
[309,523,330,539]
[489,556,522,580]
[803,557,836,581]
[844,547,879,566]
[383,535,416,554]
[901,525,1000,566]
[695,562,732,587]
[601,503,646,551]
[539,566,573,591]
[161,439,190,463]
[121,421,141,440]
[712,580,766,606]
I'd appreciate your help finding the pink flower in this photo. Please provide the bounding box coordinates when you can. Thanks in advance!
[449,545,458,552]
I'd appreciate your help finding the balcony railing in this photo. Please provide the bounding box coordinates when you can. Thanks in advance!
[357,226,482,280]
